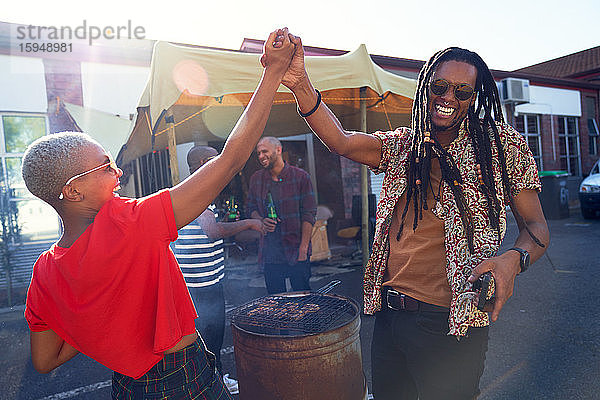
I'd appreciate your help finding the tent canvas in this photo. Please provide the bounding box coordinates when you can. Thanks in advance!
[64,102,133,159]
[117,41,417,261]
[117,41,416,166]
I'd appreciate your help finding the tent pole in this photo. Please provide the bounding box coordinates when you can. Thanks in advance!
[360,87,370,266]
[166,109,180,185]
[305,133,318,204]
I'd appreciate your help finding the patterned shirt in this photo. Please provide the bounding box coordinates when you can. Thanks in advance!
[247,163,317,265]
[367,119,541,337]
[172,206,225,288]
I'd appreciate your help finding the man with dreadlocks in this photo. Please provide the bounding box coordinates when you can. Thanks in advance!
[280,35,549,400]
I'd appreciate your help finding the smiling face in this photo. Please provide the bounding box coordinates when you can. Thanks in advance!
[70,143,122,207]
[256,140,281,170]
[428,60,478,139]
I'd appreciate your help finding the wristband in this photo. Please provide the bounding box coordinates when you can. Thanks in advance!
[298,89,321,118]
[508,247,530,273]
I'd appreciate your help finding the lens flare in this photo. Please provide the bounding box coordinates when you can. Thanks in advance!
[202,96,244,139]
[172,60,209,96]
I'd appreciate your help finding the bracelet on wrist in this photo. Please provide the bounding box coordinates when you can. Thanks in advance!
[297,89,321,118]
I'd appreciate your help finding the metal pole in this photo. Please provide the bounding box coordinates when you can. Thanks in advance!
[305,133,318,204]
[360,87,370,266]
[165,110,180,186]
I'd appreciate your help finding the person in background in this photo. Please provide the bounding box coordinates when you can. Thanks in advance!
[21,28,295,399]
[247,136,317,294]
[280,34,549,400]
[172,145,265,395]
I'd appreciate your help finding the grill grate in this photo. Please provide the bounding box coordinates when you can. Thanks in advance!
[230,293,357,336]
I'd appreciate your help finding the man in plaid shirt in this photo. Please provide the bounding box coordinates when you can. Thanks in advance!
[247,136,317,294]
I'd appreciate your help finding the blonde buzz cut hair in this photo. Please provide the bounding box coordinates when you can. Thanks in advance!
[21,132,100,205]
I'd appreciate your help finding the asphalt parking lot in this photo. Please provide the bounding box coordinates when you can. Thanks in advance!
[1,209,599,399]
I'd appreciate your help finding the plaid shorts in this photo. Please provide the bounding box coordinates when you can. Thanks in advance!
[111,337,233,400]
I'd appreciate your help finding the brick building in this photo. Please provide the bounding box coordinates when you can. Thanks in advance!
[515,46,600,175]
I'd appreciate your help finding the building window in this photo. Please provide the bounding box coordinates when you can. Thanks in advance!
[589,119,599,156]
[0,114,59,241]
[558,116,581,176]
[585,97,599,156]
[515,114,543,170]
[3,116,47,153]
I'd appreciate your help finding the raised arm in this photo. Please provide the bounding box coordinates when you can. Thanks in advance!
[169,28,295,229]
[280,34,382,168]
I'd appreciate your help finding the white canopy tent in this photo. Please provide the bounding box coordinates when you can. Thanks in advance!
[117,41,417,260]
[64,103,133,159]
[118,41,416,166]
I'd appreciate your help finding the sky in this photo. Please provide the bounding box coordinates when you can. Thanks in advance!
[3,0,599,71]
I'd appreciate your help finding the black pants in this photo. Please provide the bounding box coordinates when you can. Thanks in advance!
[371,306,489,400]
[263,260,311,294]
[188,282,225,374]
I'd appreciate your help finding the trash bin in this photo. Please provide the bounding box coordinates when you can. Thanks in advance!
[231,293,365,400]
[538,171,569,219]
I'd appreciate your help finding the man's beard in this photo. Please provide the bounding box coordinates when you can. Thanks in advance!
[263,155,276,169]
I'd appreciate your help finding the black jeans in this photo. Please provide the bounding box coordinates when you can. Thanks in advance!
[371,306,489,400]
[188,282,225,374]
[263,260,311,294]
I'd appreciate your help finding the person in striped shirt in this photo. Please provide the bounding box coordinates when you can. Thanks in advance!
[172,145,265,395]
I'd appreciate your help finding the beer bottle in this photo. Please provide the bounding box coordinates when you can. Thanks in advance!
[226,195,240,221]
[266,192,277,219]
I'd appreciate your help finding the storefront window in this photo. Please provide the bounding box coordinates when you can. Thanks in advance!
[3,116,46,153]
[1,114,59,241]
[589,119,599,156]
[5,157,23,190]
[515,114,542,170]
[585,97,599,156]
[558,116,581,176]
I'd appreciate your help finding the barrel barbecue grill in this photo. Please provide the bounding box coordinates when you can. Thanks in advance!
[230,285,366,400]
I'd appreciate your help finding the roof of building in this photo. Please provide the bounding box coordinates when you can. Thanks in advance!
[515,46,600,79]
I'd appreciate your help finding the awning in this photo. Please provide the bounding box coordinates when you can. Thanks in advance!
[118,41,416,165]
[64,102,133,158]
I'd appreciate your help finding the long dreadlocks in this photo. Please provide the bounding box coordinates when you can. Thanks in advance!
[397,47,544,253]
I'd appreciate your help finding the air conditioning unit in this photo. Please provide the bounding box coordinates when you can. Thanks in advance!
[500,78,530,104]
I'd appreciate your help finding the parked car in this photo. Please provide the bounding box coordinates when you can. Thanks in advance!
[579,159,600,219]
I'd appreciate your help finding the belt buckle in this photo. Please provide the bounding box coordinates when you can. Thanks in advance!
[386,288,405,311]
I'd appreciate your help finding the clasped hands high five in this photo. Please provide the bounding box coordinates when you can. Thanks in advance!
[261,28,309,92]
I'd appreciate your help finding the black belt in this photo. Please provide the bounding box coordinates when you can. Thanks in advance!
[381,287,449,313]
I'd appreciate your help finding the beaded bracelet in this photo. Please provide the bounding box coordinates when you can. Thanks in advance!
[298,89,322,118]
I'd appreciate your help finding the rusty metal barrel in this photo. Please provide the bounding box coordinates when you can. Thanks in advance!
[231,292,365,400]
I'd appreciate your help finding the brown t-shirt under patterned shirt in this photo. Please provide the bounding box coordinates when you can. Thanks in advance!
[384,157,452,308]
[366,120,541,336]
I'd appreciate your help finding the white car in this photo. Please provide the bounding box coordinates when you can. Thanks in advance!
[579,159,600,219]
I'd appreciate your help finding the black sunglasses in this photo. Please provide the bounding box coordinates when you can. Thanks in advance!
[430,79,475,101]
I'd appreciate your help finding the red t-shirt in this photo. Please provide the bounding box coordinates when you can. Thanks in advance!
[24,190,197,379]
